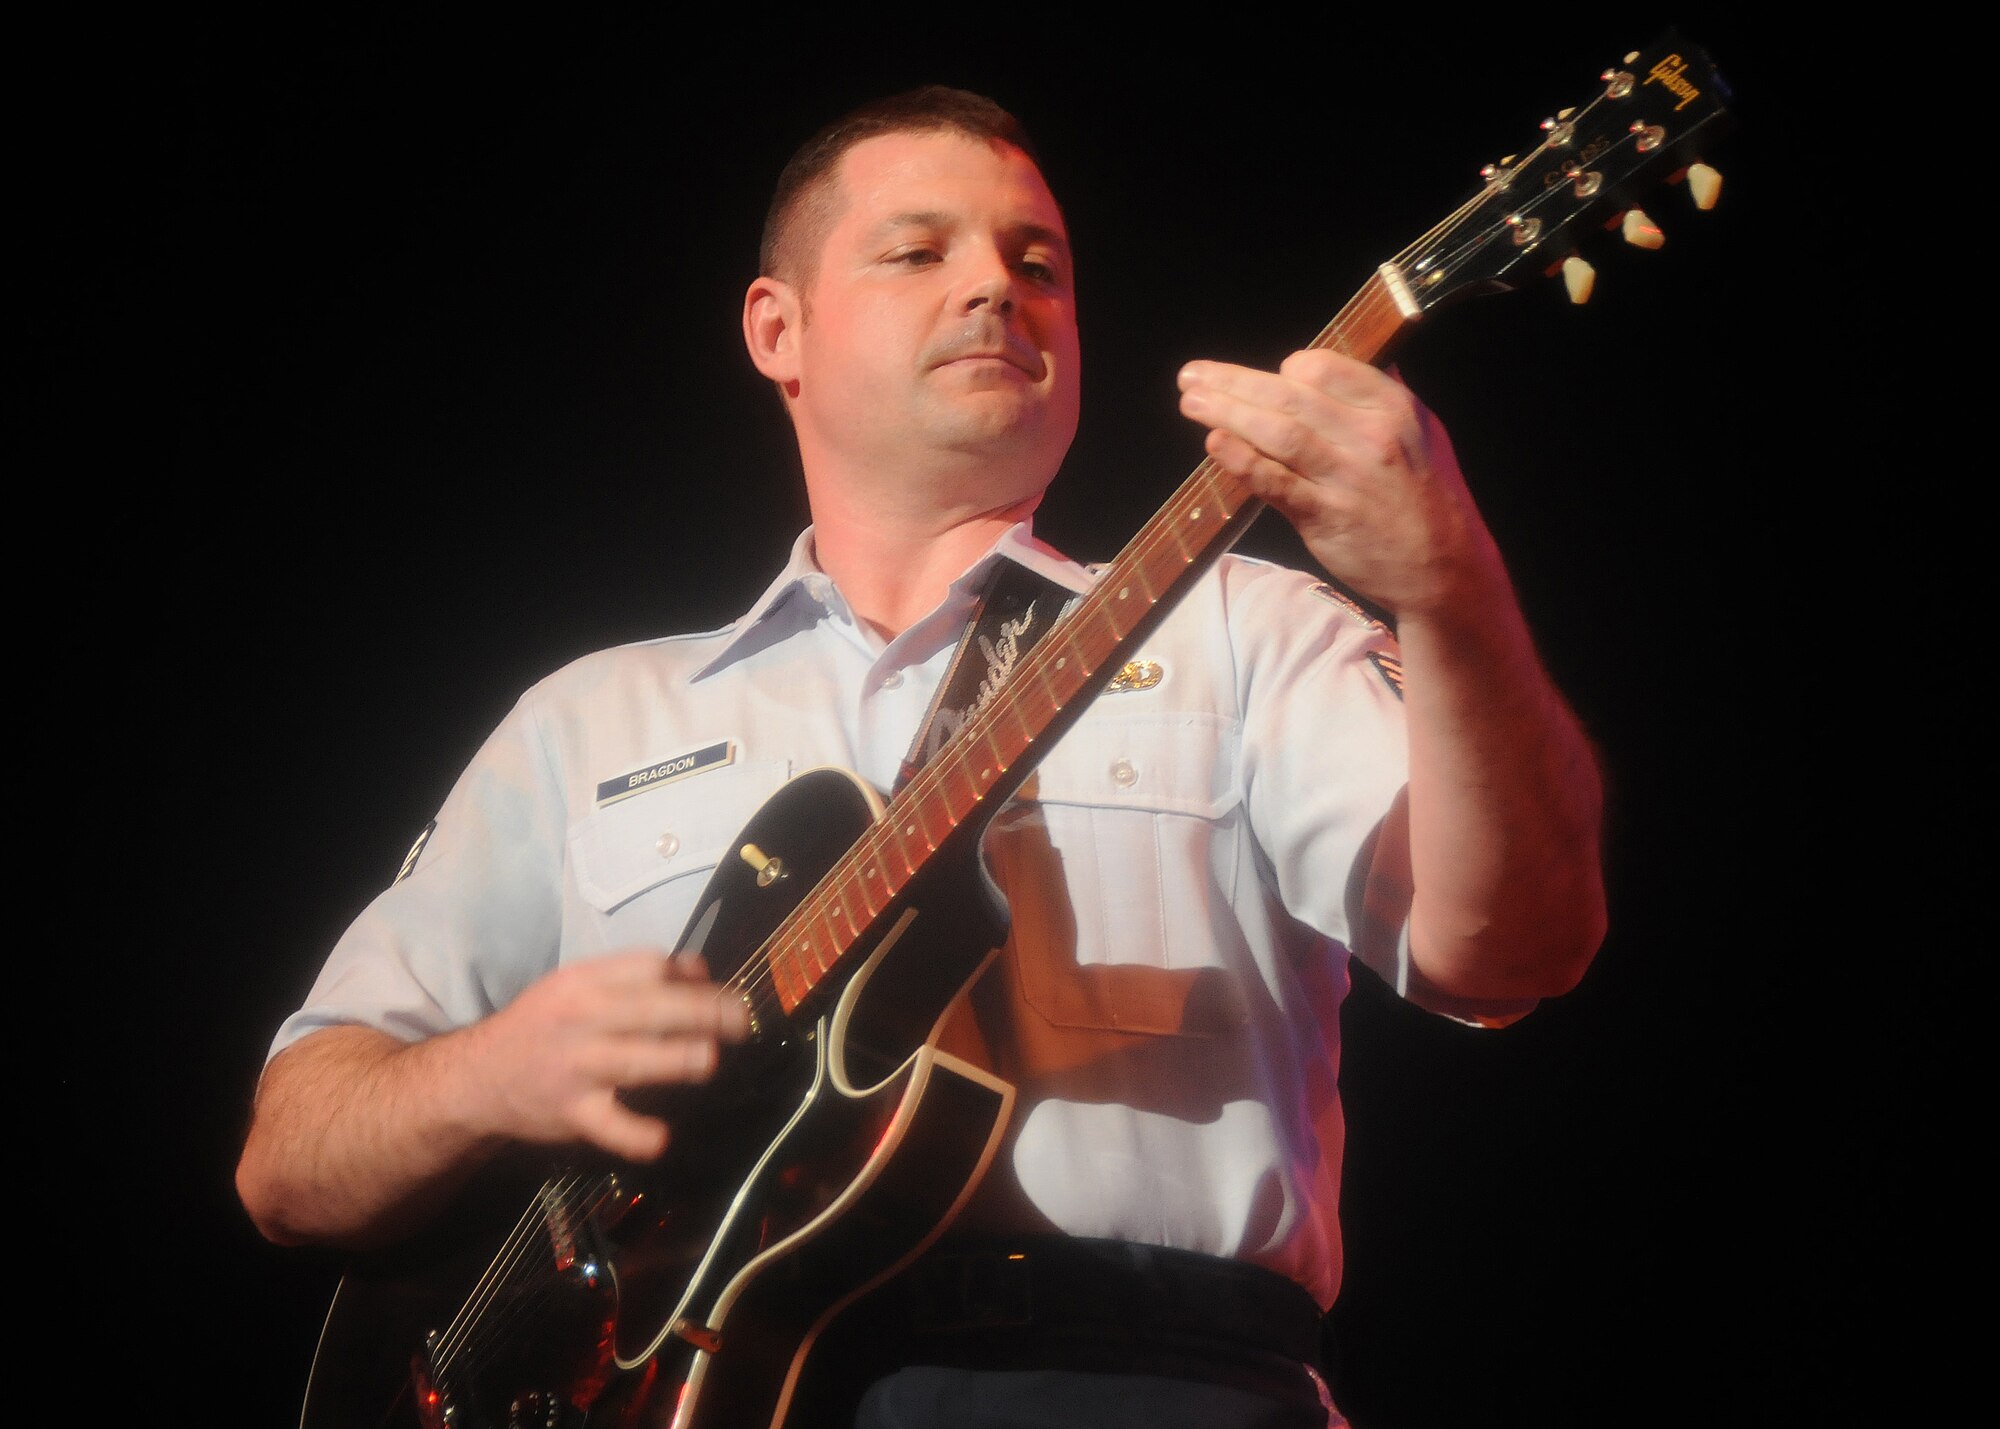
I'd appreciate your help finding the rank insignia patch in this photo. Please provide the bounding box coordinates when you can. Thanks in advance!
[1104,659,1163,694]
[395,821,436,885]
[1366,651,1405,700]
[596,740,735,806]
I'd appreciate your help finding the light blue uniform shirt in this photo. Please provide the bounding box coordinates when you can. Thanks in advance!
[273,522,1527,1307]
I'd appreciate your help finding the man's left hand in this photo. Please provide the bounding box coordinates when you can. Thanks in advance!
[1177,350,1500,619]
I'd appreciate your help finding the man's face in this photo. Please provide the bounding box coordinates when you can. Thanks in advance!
[781,130,1081,507]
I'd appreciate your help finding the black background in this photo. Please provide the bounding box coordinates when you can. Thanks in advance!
[48,11,1950,1425]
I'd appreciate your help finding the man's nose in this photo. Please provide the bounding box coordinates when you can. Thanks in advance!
[961,257,1017,316]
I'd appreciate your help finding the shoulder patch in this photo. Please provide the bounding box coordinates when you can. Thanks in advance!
[596,740,736,806]
[1309,581,1393,633]
[1366,650,1405,700]
[395,821,436,884]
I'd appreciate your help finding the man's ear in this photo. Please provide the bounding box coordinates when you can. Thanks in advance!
[743,275,802,396]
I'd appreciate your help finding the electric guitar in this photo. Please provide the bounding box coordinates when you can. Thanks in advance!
[299,33,1732,1429]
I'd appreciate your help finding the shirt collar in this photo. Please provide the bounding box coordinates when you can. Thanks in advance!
[691,522,1095,682]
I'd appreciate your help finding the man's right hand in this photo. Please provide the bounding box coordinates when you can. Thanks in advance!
[462,949,753,1162]
[236,950,750,1249]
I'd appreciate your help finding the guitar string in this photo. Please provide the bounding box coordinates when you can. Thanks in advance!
[717,96,1630,1024]
[1404,123,1645,296]
[433,1172,603,1375]
[445,1172,634,1388]
[465,1176,618,1374]
[432,1176,570,1364]
[430,1171,583,1370]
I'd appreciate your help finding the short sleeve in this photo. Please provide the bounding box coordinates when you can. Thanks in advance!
[265,686,569,1059]
[1227,562,1537,1028]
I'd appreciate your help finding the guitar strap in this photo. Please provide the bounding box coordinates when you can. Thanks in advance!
[893,558,1077,795]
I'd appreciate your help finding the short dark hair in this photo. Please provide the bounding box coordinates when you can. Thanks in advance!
[759,86,1040,291]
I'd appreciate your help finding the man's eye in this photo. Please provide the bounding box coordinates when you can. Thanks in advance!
[1019,257,1063,285]
[889,248,940,266]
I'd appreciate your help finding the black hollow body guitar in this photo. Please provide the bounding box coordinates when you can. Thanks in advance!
[299,35,1731,1429]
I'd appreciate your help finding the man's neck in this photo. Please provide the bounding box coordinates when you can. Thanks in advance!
[809,496,1038,641]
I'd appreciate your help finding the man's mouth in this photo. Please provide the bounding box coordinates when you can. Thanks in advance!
[945,349,1041,378]
[929,321,1047,381]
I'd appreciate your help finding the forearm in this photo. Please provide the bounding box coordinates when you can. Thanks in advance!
[236,951,752,1248]
[1395,564,1606,1000]
[1173,351,1606,1000]
[235,1022,510,1250]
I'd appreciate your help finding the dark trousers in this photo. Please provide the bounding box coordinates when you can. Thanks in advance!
[791,1238,1341,1429]
[854,1365,1336,1427]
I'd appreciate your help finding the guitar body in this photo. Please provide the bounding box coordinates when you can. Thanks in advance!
[301,768,1017,1429]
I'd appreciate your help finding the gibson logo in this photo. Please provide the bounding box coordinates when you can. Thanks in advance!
[1644,53,1702,112]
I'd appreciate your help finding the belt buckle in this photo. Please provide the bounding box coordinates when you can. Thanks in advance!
[910,1250,1034,1331]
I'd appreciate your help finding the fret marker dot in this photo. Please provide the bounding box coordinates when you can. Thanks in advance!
[1118,587,1129,599]
[1190,507,1202,520]
[904,824,915,837]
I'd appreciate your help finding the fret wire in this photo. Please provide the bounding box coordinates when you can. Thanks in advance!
[940,756,973,815]
[833,868,865,941]
[782,937,811,993]
[772,951,803,1008]
[914,786,947,851]
[862,842,894,904]
[781,932,813,988]
[1128,546,1166,602]
[1004,690,1039,750]
[806,909,836,975]
[996,692,1032,756]
[892,817,921,877]
[791,931,818,986]
[977,731,1006,792]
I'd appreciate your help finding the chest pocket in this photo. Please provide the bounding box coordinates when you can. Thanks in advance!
[988,711,1245,1039]
[568,757,790,949]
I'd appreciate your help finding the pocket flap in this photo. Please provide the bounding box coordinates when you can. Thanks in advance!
[569,757,789,912]
[1026,711,1241,819]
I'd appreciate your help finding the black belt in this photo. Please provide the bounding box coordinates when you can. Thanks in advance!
[877,1236,1329,1371]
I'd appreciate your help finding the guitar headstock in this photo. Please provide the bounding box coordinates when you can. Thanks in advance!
[1396,30,1733,313]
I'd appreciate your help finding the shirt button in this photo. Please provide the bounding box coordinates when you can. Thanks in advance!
[656,833,680,859]
[1109,758,1138,788]
[882,671,905,690]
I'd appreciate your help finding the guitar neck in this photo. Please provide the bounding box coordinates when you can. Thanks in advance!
[752,273,1415,1015]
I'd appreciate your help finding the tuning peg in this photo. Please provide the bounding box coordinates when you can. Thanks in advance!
[1561,256,1596,305]
[1621,209,1665,250]
[1685,162,1723,211]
